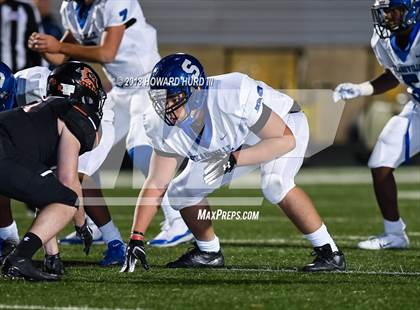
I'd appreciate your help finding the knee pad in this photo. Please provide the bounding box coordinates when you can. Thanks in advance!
[128,145,153,177]
[261,173,295,204]
[27,173,79,208]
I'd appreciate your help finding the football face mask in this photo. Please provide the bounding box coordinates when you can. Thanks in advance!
[372,0,419,38]
[149,89,188,126]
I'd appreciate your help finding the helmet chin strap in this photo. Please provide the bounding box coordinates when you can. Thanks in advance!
[176,89,207,133]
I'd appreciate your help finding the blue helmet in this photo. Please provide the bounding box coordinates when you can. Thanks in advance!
[0,62,17,112]
[148,53,208,127]
[372,0,420,38]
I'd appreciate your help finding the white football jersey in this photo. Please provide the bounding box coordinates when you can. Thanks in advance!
[61,0,160,87]
[144,73,294,162]
[14,66,50,106]
[371,25,420,99]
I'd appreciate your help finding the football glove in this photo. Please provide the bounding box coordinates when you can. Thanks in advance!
[333,83,362,103]
[120,239,150,273]
[203,152,237,185]
[43,253,65,276]
[75,220,93,255]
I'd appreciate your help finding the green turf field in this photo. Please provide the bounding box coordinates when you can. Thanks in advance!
[0,168,419,310]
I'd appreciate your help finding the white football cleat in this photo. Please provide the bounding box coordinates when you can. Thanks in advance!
[357,232,409,250]
[147,218,194,247]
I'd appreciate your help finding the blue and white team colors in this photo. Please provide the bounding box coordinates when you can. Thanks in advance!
[369,29,420,168]
[14,66,50,106]
[60,0,161,176]
[144,73,310,208]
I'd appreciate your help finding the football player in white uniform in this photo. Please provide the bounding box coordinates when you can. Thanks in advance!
[120,53,346,272]
[28,0,193,252]
[334,0,420,250]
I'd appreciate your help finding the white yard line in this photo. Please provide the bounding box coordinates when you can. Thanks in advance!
[0,306,143,310]
[399,191,420,200]
[218,267,420,277]
[98,167,420,188]
[84,197,264,206]
[221,235,420,243]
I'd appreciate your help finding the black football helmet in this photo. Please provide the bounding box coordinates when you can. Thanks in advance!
[47,61,106,119]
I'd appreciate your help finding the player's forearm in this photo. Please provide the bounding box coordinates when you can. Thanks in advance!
[61,178,85,227]
[72,182,86,227]
[42,52,67,65]
[59,42,115,63]
[370,70,400,95]
[131,186,167,235]
[234,135,296,166]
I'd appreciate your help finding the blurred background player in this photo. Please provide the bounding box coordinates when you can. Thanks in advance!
[0,0,43,71]
[33,0,63,41]
[1,61,104,281]
[29,0,193,250]
[334,0,419,250]
[121,53,346,273]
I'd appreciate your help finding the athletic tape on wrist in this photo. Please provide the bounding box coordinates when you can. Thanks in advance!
[358,81,374,96]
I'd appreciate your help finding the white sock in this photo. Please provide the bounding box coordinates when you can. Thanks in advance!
[0,221,19,243]
[304,223,338,252]
[196,236,220,252]
[384,218,406,235]
[86,216,95,226]
[99,220,122,244]
[161,195,182,224]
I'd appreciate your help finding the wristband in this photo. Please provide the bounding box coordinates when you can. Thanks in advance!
[358,81,374,96]
[130,231,145,240]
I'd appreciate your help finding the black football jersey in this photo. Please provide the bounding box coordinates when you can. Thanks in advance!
[0,96,99,166]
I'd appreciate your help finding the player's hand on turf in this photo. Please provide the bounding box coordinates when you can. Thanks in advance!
[120,239,149,272]
[75,220,93,255]
[203,152,237,185]
[333,83,362,103]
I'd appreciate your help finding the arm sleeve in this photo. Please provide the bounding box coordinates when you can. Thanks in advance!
[249,104,272,134]
[154,148,180,158]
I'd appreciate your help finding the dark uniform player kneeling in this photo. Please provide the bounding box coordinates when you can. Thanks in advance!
[0,61,105,281]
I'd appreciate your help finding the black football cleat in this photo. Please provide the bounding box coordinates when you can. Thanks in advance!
[43,253,65,276]
[167,243,224,268]
[2,254,59,281]
[303,244,346,272]
[0,239,17,265]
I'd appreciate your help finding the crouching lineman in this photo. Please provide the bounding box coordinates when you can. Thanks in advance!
[13,65,126,266]
[0,61,105,281]
[0,63,93,274]
[120,53,346,273]
[334,0,420,250]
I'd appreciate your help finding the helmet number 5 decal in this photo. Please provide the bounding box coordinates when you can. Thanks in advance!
[182,59,200,80]
[0,72,5,88]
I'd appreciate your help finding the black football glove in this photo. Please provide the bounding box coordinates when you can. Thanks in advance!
[204,152,237,185]
[120,239,150,273]
[75,220,93,255]
[43,253,65,276]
